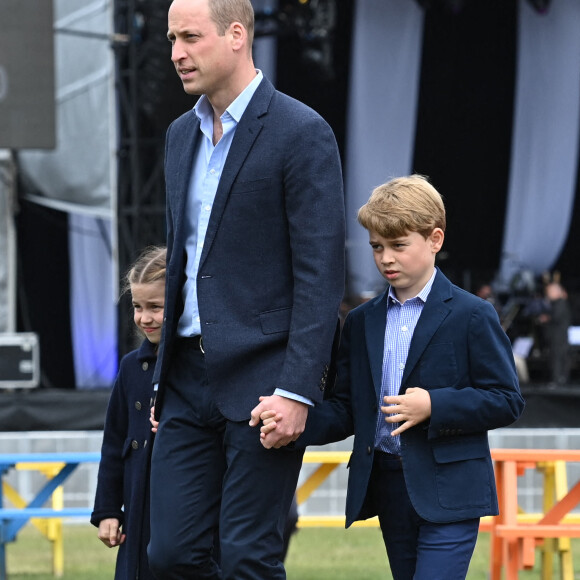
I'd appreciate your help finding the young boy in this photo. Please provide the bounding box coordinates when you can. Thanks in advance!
[260,175,525,580]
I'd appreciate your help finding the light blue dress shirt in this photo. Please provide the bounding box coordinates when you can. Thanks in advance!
[375,268,437,455]
[177,70,263,337]
[175,70,311,406]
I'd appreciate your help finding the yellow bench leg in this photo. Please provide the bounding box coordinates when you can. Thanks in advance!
[539,461,574,580]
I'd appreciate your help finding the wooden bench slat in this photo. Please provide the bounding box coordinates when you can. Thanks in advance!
[0,508,91,519]
[495,524,580,538]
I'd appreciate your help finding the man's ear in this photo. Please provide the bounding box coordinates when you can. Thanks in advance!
[430,228,444,253]
[229,22,246,51]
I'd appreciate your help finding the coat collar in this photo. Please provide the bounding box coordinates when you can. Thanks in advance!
[364,291,388,397]
[364,268,453,395]
[137,338,158,363]
[172,111,202,237]
[400,269,453,387]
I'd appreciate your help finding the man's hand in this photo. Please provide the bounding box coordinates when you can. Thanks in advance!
[250,395,309,449]
[382,387,431,436]
[97,518,125,548]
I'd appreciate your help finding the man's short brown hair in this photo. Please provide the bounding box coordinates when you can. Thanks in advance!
[209,0,255,47]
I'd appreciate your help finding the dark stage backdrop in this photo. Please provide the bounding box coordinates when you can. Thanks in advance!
[13,0,580,395]
[413,1,517,284]
[278,0,580,292]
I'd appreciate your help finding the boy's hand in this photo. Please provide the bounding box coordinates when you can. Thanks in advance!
[382,387,431,436]
[259,410,281,437]
[249,397,283,436]
[250,395,308,449]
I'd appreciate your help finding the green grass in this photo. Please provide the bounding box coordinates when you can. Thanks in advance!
[6,524,580,579]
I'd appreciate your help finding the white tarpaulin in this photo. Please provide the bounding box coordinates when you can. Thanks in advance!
[17,0,116,217]
[16,0,118,388]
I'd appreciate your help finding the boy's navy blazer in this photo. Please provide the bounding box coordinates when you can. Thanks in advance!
[303,269,525,525]
[153,77,345,421]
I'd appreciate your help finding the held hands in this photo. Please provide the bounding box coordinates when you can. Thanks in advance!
[382,387,431,436]
[97,518,125,548]
[249,395,308,449]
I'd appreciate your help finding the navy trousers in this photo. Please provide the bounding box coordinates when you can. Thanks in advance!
[369,451,480,580]
[148,341,304,580]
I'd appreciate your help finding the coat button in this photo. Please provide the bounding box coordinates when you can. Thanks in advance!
[131,440,139,450]
[142,362,149,371]
[135,401,142,411]
[367,446,372,454]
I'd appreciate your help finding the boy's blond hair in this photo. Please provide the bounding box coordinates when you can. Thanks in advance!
[357,174,446,239]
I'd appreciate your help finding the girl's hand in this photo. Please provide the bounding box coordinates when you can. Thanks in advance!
[150,406,159,433]
[97,518,125,548]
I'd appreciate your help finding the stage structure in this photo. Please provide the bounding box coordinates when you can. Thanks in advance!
[113,0,191,355]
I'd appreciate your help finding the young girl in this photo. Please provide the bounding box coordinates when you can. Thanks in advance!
[91,246,166,580]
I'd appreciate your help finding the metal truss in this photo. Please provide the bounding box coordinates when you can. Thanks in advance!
[114,0,169,356]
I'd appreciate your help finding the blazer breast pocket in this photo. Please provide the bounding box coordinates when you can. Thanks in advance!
[419,342,458,386]
[230,177,272,195]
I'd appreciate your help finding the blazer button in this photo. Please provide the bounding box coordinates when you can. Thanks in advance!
[367,446,372,454]
[131,440,139,450]
[135,401,142,411]
[142,362,149,371]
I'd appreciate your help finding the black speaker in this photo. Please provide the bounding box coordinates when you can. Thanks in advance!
[0,333,40,389]
[0,0,56,149]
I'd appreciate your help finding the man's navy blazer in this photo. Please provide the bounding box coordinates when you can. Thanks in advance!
[302,269,525,525]
[153,77,345,421]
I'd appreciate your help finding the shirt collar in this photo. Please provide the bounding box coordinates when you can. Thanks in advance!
[193,69,264,124]
[388,267,438,306]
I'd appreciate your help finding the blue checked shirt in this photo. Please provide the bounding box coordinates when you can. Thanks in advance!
[375,269,437,455]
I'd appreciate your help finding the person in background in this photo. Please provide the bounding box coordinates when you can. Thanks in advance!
[149,0,345,577]
[475,282,500,313]
[540,281,572,386]
[91,246,166,580]
[261,175,525,580]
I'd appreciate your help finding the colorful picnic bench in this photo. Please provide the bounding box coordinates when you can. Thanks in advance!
[298,449,580,579]
[0,452,100,579]
[2,448,580,579]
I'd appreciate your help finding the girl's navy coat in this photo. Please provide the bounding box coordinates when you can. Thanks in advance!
[91,339,157,580]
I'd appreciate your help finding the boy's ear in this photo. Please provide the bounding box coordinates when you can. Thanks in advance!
[429,228,444,253]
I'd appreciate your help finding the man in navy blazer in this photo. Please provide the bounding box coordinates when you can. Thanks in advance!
[261,176,524,579]
[148,0,345,578]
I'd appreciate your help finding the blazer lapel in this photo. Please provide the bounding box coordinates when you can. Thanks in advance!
[365,292,388,398]
[400,271,453,389]
[173,112,202,237]
[199,79,274,269]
